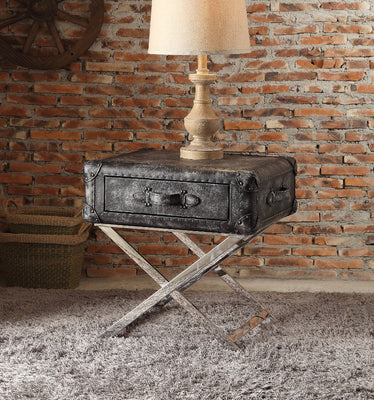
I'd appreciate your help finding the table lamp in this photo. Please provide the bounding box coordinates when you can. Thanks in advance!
[148,0,250,160]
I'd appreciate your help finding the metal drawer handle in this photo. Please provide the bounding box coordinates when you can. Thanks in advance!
[266,187,289,206]
[133,188,200,208]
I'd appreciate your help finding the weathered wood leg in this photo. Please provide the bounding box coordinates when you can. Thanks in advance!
[174,232,269,307]
[174,231,273,339]
[98,226,242,349]
[98,227,253,339]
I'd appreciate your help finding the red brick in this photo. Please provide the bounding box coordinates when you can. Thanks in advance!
[225,73,265,83]
[61,142,112,152]
[35,108,86,118]
[9,162,61,174]
[0,106,30,117]
[219,97,262,106]
[295,107,343,117]
[244,246,290,256]
[60,96,107,107]
[273,3,318,11]
[315,236,363,246]
[293,247,337,257]
[113,98,162,108]
[293,225,343,235]
[12,72,61,81]
[7,94,57,106]
[263,235,312,245]
[244,60,288,69]
[265,119,313,129]
[345,177,374,187]
[243,108,292,117]
[84,130,133,141]
[7,186,59,196]
[34,84,83,94]
[142,109,187,119]
[320,165,370,175]
[34,175,82,186]
[318,189,366,199]
[317,71,365,81]
[274,25,318,35]
[242,85,290,94]
[322,2,370,10]
[319,143,367,154]
[68,73,113,84]
[0,174,32,184]
[266,72,316,81]
[119,73,164,85]
[343,225,374,234]
[265,257,313,268]
[62,120,111,130]
[296,59,344,69]
[324,24,372,34]
[86,85,135,96]
[138,244,188,256]
[89,108,137,119]
[116,28,149,38]
[248,14,285,24]
[224,121,262,130]
[315,259,363,269]
[348,108,374,117]
[350,84,374,93]
[320,120,366,129]
[300,35,346,45]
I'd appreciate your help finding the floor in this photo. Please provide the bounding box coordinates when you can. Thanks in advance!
[77,275,374,293]
[0,273,372,293]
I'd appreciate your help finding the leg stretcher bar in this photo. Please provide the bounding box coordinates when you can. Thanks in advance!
[97,224,272,350]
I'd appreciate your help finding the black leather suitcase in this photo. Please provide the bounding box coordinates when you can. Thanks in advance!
[83,149,297,235]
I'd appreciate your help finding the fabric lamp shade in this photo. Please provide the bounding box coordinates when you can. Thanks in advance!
[148,0,250,55]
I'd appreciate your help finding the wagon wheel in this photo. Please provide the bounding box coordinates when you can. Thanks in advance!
[0,0,104,69]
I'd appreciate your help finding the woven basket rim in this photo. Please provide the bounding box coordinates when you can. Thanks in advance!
[0,223,91,245]
[4,200,83,227]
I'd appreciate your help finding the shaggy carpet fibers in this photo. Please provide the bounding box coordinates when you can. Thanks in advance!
[0,287,373,400]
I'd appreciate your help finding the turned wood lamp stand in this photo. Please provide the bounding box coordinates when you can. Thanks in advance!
[181,55,223,160]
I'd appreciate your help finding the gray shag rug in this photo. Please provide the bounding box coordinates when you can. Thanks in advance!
[0,287,373,400]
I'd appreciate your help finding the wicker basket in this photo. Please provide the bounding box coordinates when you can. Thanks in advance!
[4,200,83,235]
[0,223,91,289]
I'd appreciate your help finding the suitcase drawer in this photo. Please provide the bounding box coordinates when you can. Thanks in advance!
[84,149,297,234]
[104,176,229,221]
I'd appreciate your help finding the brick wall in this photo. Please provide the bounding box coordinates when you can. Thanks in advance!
[0,1,373,281]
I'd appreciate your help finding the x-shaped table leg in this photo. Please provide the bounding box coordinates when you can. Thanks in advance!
[173,232,272,341]
[97,225,269,348]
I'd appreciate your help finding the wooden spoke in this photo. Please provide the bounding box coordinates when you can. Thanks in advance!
[0,13,27,30]
[56,10,89,28]
[23,20,39,53]
[47,20,64,54]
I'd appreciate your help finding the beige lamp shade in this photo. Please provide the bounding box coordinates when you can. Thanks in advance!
[148,0,250,55]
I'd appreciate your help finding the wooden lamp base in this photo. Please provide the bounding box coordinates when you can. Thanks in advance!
[180,55,223,160]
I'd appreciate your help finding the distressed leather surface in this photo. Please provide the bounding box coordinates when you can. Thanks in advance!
[83,149,297,234]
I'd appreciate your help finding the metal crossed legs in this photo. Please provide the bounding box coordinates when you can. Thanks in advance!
[97,224,271,350]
